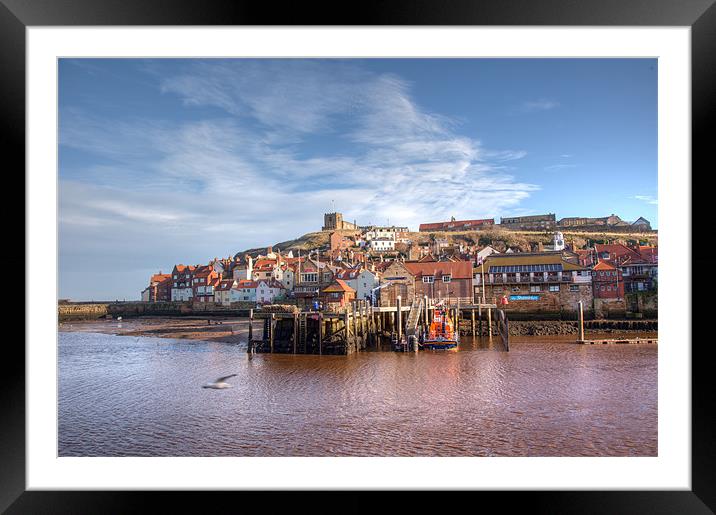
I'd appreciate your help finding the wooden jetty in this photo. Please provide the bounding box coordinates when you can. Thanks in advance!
[574,300,657,345]
[247,297,506,355]
[577,337,658,345]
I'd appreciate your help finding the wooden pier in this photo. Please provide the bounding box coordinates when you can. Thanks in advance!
[246,298,506,355]
[574,301,657,345]
[577,337,658,345]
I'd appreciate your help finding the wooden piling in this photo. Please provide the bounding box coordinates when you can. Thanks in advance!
[248,308,253,341]
[352,302,358,352]
[487,307,492,337]
[578,301,585,341]
[343,312,350,354]
[478,304,482,334]
[471,309,476,336]
[396,296,402,341]
[318,313,323,355]
[293,313,298,354]
[269,313,275,353]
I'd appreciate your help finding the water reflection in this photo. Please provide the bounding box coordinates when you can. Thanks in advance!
[59,331,657,457]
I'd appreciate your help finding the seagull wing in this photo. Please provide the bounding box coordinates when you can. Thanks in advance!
[215,374,237,383]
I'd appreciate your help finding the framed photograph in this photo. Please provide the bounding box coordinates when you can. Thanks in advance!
[4,0,712,511]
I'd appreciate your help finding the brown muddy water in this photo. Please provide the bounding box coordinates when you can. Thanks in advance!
[58,331,657,457]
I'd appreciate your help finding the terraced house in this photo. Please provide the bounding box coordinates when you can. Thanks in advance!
[475,252,593,316]
[170,264,197,301]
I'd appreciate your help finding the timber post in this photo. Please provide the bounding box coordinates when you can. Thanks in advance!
[578,301,585,342]
[248,308,253,341]
[318,312,323,355]
[293,313,298,354]
[269,313,275,353]
[471,308,476,336]
[396,295,402,341]
[487,307,492,337]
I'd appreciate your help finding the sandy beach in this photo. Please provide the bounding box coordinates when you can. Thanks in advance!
[58,316,252,344]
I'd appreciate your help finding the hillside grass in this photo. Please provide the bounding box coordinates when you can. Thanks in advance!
[239,228,657,256]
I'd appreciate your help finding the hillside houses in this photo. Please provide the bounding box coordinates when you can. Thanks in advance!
[144,211,656,316]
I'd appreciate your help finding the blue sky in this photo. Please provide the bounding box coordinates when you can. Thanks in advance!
[59,58,657,300]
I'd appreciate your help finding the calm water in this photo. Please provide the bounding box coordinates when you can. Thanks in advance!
[58,332,657,457]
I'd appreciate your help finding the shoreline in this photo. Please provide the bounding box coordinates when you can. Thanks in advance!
[59,315,657,343]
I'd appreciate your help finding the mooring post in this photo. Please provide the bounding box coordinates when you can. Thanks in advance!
[487,307,492,337]
[318,313,323,355]
[352,301,358,352]
[248,308,253,342]
[478,304,482,335]
[293,313,298,354]
[578,301,585,342]
[424,295,429,325]
[269,313,275,353]
[471,308,476,336]
[396,296,402,341]
[343,311,350,354]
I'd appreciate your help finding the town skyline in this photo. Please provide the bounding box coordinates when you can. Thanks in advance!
[59,58,657,300]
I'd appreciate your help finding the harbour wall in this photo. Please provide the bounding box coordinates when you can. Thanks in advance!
[58,301,265,321]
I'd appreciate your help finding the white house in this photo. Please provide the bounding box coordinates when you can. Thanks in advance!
[364,226,409,241]
[335,268,380,301]
[214,279,237,306]
[230,280,258,302]
[369,237,396,252]
[232,255,253,281]
[256,280,286,304]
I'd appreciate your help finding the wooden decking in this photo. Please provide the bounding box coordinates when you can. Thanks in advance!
[577,337,658,345]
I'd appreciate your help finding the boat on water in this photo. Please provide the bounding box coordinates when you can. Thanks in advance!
[421,304,459,350]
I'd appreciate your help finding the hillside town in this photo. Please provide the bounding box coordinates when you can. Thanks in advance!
[142,211,657,318]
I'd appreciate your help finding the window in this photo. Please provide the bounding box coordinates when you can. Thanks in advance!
[570,285,579,292]
[423,276,434,283]
[530,285,541,293]
[607,286,612,291]
[442,275,451,283]
[549,285,559,292]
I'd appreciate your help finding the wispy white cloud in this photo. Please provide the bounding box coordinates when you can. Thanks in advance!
[633,195,658,205]
[544,164,578,171]
[60,60,539,298]
[520,98,560,113]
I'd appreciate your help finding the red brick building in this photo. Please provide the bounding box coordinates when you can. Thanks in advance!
[148,273,172,302]
[321,279,356,310]
[592,260,624,299]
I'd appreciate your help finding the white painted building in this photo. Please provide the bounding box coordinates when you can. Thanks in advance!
[230,280,257,302]
[336,268,380,301]
[255,280,286,304]
[369,237,396,252]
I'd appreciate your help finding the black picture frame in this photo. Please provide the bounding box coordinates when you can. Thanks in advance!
[2,0,712,512]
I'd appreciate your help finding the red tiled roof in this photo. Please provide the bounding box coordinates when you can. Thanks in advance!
[151,273,172,284]
[215,279,234,291]
[593,260,617,271]
[234,280,258,289]
[323,279,356,293]
[336,269,360,280]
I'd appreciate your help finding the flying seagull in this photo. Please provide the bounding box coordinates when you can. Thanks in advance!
[202,374,237,389]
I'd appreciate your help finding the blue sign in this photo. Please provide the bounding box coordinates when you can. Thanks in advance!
[509,295,539,301]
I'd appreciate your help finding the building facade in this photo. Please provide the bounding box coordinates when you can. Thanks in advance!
[322,212,357,231]
[499,213,556,231]
[419,217,495,232]
[170,264,196,301]
[475,252,593,315]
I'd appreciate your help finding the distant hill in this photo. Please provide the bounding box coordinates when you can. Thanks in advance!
[236,228,657,257]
